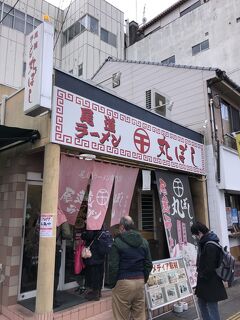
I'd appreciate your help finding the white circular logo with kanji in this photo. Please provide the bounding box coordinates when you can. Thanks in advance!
[134,128,150,154]
[96,189,109,206]
[173,178,184,198]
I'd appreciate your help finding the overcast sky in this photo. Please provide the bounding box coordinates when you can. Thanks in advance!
[46,0,179,24]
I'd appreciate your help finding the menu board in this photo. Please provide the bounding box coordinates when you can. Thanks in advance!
[145,258,193,311]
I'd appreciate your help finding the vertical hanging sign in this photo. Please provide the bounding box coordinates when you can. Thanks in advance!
[155,170,197,287]
[111,166,139,226]
[24,21,54,116]
[87,162,115,230]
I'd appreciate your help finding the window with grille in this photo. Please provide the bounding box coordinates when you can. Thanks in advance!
[141,193,154,232]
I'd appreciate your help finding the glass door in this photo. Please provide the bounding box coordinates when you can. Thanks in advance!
[19,182,42,300]
[59,225,78,290]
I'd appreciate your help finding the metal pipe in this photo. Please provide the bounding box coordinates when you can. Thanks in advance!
[0,95,8,125]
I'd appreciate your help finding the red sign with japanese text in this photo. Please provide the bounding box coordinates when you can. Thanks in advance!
[58,155,93,225]
[86,162,115,230]
[51,87,205,175]
[111,166,139,226]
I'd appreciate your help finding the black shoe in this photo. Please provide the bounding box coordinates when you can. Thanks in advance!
[85,291,100,301]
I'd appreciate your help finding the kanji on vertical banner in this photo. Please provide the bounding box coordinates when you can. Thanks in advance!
[86,162,116,230]
[58,155,93,225]
[111,166,139,226]
[155,170,198,287]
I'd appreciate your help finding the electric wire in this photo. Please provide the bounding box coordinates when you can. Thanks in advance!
[0,0,21,24]
[53,0,73,51]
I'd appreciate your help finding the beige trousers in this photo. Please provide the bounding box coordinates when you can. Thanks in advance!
[112,279,146,320]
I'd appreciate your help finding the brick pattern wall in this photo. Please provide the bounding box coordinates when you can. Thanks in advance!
[0,145,43,306]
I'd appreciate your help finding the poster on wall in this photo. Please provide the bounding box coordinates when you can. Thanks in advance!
[226,207,232,228]
[155,170,198,287]
[231,208,239,224]
[145,258,193,310]
[40,214,53,237]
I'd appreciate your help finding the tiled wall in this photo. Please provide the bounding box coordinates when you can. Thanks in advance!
[0,145,43,306]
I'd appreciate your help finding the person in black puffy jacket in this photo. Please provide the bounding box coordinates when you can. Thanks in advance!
[191,222,227,320]
[81,228,106,301]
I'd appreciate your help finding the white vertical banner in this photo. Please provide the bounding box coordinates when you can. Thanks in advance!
[24,21,54,116]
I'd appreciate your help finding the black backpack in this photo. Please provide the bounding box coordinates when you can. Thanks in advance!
[98,230,113,255]
[206,241,235,285]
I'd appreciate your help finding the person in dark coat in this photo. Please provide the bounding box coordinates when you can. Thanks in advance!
[81,228,106,301]
[109,216,153,320]
[191,222,227,320]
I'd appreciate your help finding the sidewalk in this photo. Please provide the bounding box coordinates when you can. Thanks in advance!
[87,278,240,320]
[159,278,240,320]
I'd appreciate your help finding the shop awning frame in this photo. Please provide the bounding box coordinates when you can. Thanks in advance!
[0,125,40,152]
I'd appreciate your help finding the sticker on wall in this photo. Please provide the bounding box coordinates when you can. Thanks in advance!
[40,214,54,237]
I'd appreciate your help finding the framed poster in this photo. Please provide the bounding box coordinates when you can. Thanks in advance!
[145,257,193,311]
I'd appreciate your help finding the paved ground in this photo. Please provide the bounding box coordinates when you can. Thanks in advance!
[88,278,240,320]
[157,278,240,320]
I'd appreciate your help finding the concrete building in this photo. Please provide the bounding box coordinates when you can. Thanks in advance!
[0,0,124,91]
[92,58,240,259]
[126,0,240,84]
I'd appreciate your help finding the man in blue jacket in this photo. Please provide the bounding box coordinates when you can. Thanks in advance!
[109,216,152,320]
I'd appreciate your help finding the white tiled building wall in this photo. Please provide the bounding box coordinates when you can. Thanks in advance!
[0,0,124,89]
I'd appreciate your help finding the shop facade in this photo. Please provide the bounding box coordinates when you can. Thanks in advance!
[0,67,208,319]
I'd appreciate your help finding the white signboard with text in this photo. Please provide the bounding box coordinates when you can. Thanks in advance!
[146,258,193,311]
[24,22,53,116]
[51,87,205,175]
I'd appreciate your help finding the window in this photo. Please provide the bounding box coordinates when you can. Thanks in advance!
[141,193,154,232]
[180,0,201,17]
[161,55,175,64]
[2,4,14,28]
[63,15,99,46]
[101,28,117,47]
[80,14,98,35]
[14,9,25,33]
[221,100,240,134]
[22,62,26,77]
[78,63,83,77]
[0,2,42,35]
[192,39,209,55]
[236,17,240,23]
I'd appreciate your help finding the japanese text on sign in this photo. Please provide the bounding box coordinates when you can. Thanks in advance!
[51,87,205,175]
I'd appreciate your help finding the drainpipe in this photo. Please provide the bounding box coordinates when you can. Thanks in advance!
[209,96,221,183]
[0,95,8,125]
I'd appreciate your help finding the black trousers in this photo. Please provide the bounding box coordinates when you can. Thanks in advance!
[85,263,104,291]
[53,247,62,300]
